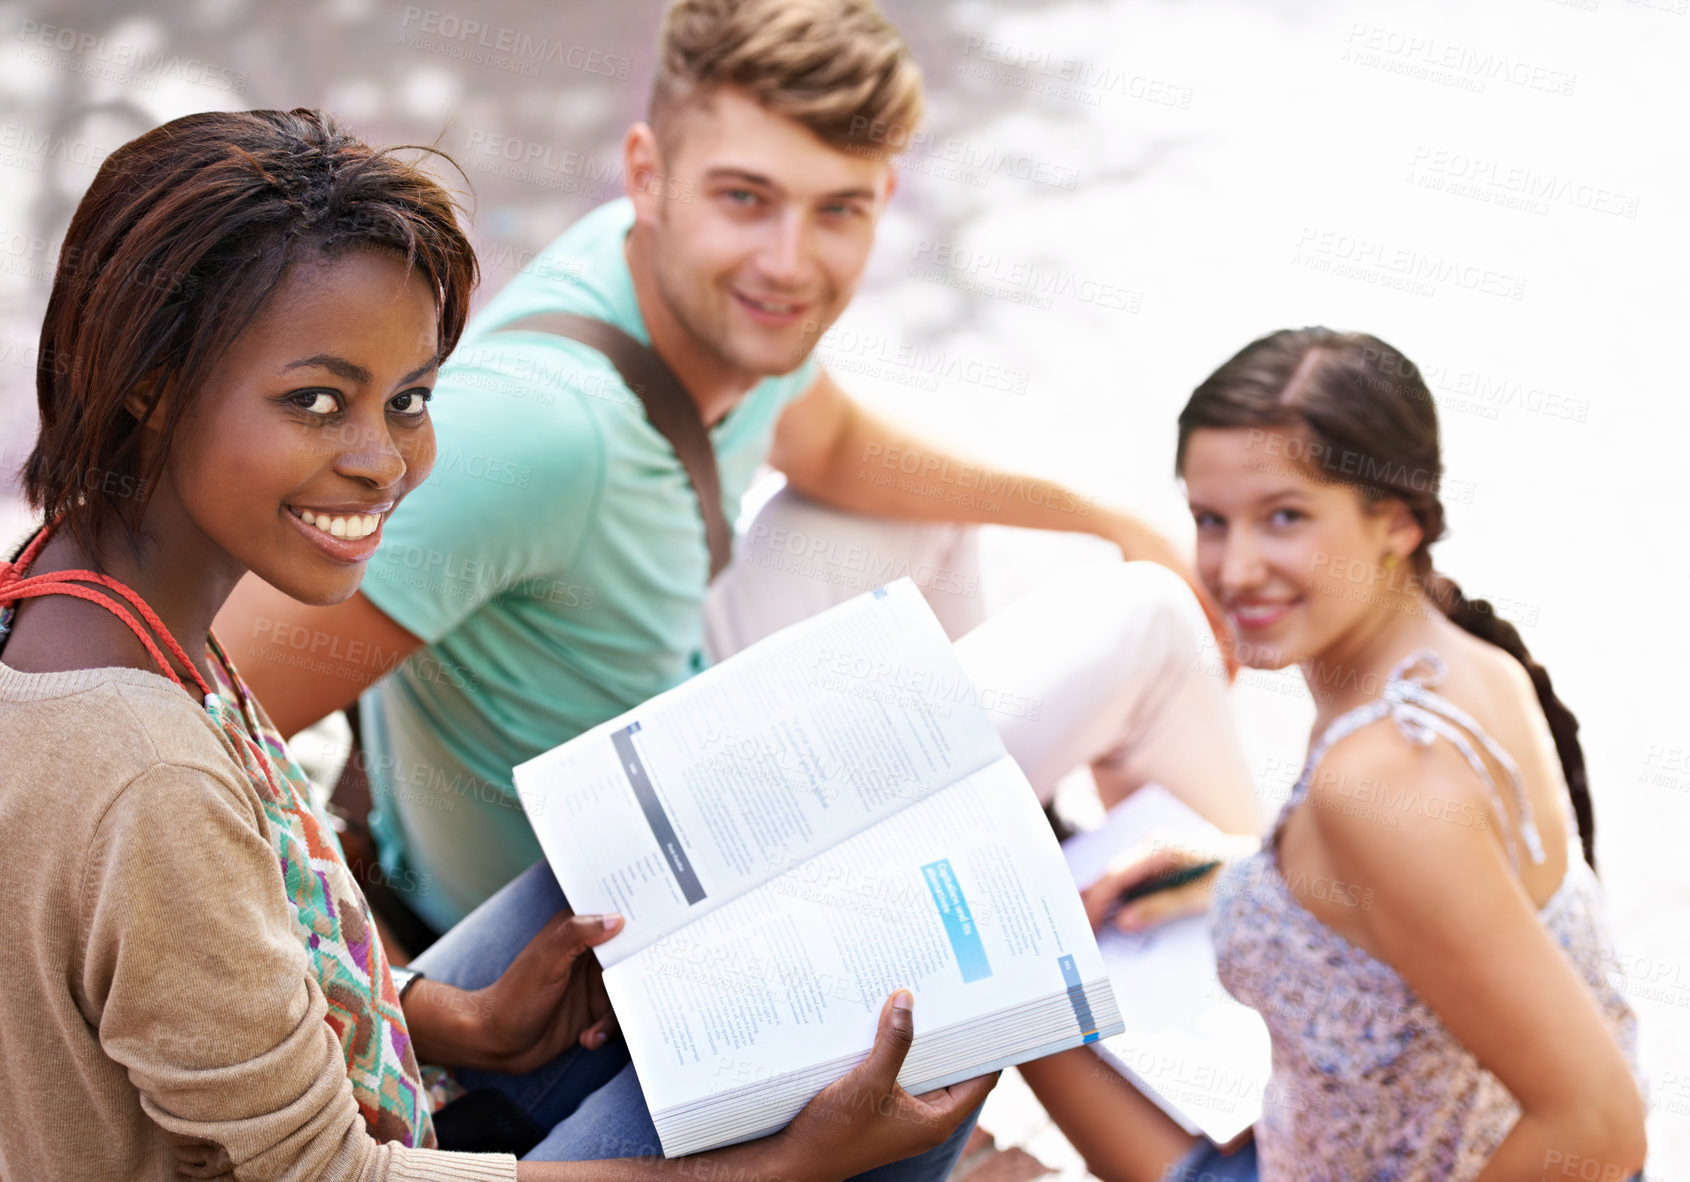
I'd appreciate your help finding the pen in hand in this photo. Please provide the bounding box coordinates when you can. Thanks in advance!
[1101,860,1221,926]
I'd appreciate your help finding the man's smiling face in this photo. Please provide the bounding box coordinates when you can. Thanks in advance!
[634,87,895,380]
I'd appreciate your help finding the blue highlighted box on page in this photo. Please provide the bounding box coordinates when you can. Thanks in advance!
[922,858,993,983]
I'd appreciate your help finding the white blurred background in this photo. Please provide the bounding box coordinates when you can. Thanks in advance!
[1,0,1686,1167]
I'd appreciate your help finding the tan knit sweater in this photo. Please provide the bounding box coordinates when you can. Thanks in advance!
[0,658,519,1181]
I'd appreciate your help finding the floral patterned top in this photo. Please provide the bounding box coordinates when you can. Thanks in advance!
[1211,650,1639,1180]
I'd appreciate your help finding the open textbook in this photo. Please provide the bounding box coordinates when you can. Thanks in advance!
[514,579,1123,1157]
[1061,786,1272,1145]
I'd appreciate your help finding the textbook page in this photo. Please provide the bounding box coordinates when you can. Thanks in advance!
[604,753,1120,1128]
[515,580,1005,964]
[1062,786,1271,1144]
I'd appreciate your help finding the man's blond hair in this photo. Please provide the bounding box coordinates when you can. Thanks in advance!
[651,0,924,155]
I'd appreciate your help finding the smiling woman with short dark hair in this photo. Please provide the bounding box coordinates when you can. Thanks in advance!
[0,106,989,1182]
[0,106,484,1178]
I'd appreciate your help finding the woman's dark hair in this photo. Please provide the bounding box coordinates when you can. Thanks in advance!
[23,107,479,556]
[1175,327,1596,870]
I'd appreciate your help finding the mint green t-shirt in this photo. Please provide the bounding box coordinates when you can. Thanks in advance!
[358,199,818,931]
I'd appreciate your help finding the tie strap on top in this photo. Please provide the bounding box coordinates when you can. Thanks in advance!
[0,524,215,703]
[1292,649,1547,872]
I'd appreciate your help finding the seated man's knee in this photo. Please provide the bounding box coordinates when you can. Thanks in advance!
[1091,560,1202,629]
[1076,561,1207,672]
[741,486,967,565]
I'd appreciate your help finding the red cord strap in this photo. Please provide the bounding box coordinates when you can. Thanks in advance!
[0,524,214,700]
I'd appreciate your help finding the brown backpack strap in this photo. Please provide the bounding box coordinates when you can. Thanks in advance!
[494,311,731,582]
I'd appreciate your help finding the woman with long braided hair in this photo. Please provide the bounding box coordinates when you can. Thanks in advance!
[1021,328,1644,1181]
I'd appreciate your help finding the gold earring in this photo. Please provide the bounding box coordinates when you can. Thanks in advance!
[1383,553,1399,571]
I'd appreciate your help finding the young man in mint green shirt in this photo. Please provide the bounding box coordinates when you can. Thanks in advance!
[223,11,1222,935]
[353,195,822,929]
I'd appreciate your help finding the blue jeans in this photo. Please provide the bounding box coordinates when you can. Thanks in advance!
[1169,1137,1258,1181]
[412,860,980,1177]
